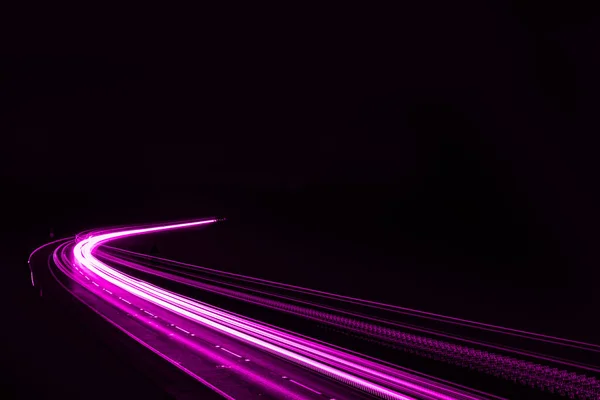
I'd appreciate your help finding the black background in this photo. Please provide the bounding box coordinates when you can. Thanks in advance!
[2,2,600,398]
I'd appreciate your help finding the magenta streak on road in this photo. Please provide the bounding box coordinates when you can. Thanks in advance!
[28,220,598,399]
[95,249,600,377]
[47,243,295,400]
[28,237,74,264]
[28,237,73,286]
[49,244,317,400]
[74,234,417,399]
[94,246,600,398]
[70,219,485,400]
[101,260,600,395]
[104,246,598,353]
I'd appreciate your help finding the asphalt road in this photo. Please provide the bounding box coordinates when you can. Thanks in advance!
[14,217,599,399]
[20,241,222,400]
[29,221,497,400]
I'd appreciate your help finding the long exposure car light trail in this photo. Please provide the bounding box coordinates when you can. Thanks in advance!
[72,220,454,400]
[30,219,600,399]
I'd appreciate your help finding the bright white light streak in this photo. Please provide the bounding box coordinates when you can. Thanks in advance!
[74,221,417,400]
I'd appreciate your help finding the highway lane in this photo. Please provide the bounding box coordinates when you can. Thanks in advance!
[29,219,600,399]
[51,243,390,399]
[72,223,487,399]
[97,244,600,367]
[26,240,223,400]
[37,219,494,400]
[97,245,600,400]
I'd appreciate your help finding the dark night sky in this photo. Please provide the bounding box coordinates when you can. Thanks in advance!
[3,3,600,282]
[3,6,599,246]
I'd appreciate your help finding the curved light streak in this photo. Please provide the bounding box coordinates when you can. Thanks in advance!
[28,219,599,399]
[72,220,455,400]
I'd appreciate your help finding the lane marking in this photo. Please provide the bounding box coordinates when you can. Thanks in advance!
[174,325,190,334]
[220,347,242,358]
[289,379,322,395]
[92,281,99,287]
[118,297,131,304]
[71,219,421,400]
[103,288,113,295]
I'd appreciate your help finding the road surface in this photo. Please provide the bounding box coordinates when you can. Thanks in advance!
[28,219,600,399]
